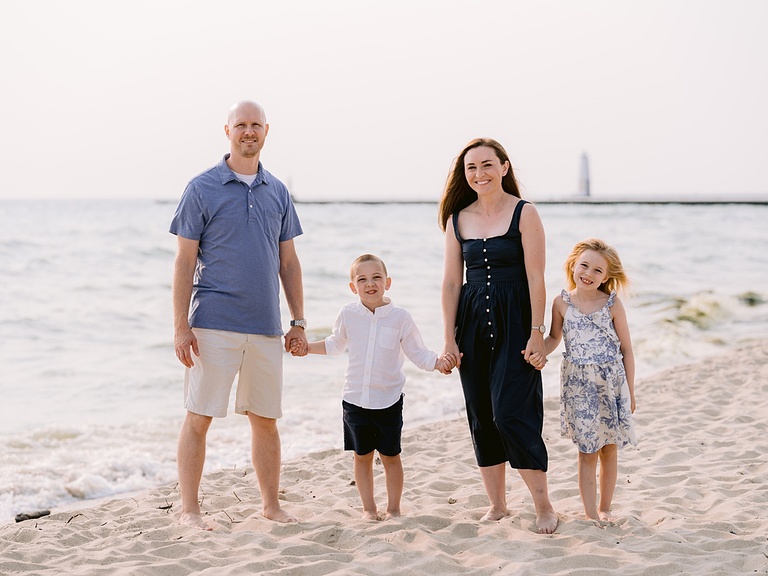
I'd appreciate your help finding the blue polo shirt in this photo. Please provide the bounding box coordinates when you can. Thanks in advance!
[169,155,303,335]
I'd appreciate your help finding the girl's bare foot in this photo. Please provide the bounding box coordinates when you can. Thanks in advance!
[178,512,214,531]
[536,510,559,534]
[598,510,617,524]
[480,506,510,522]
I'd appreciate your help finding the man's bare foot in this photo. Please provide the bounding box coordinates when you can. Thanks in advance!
[263,506,298,523]
[178,511,214,531]
[384,510,401,520]
[480,506,510,522]
[361,510,380,521]
[535,509,559,534]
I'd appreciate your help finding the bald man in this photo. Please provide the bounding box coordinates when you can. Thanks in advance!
[170,101,308,529]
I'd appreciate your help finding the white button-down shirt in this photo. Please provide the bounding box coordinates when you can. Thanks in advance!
[325,301,439,409]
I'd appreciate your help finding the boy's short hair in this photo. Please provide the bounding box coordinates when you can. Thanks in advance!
[350,254,388,280]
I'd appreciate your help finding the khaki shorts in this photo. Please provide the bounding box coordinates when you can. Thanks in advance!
[184,328,283,419]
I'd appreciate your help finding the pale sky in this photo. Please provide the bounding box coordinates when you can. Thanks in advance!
[2,0,766,201]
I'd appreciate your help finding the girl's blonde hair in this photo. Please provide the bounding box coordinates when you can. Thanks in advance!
[564,238,629,295]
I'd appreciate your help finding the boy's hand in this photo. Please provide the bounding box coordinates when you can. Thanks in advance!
[437,352,460,374]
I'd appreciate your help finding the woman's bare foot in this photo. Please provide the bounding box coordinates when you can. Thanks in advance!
[263,505,298,523]
[178,512,214,531]
[361,510,380,521]
[480,506,510,522]
[535,509,559,534]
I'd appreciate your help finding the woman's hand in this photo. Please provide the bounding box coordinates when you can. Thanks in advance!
[522,332,546,370]
[524,350,548,371]
[437,351,461,374]
[441,341,462,371]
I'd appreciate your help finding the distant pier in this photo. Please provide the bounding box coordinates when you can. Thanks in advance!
[292,196,768,205]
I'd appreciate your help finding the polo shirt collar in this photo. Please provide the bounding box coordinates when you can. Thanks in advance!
[216,154,267,186]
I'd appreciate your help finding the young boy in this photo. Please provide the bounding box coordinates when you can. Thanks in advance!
[290,254,456,520]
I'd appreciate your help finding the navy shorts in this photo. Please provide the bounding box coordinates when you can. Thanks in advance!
[342,395,403,457]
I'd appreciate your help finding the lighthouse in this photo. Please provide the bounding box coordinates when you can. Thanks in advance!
[578,153,590,197]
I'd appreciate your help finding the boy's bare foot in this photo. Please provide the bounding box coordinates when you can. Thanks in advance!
[263,506,298,523]
[178,512,214,531]
[535,509,559,534]
[361,510,380,521]
[585,514,606,529]
[480,506,510,522]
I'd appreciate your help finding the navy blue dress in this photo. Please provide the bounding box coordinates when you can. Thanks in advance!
[453,200,548,471]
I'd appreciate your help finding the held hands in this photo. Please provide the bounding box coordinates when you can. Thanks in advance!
[522,332,547,371]
[288,337,308,357]
[439,342,462,375]
[437,352,461,375]
[285,326,308,356]
[524,350,548,371]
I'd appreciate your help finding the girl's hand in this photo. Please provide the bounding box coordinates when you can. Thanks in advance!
[523,349,547,371]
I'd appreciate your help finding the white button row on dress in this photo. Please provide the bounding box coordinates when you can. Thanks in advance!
[484,239,493,340]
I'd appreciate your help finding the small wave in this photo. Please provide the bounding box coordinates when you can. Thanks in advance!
[0,420,181,524]
[675,292,727,329]
[738,291,765,306]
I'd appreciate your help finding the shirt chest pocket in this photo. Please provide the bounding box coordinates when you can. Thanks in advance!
[250,208,282,238]
[377,327,400,350]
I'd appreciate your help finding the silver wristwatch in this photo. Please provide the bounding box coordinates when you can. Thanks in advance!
[290,319,307,329]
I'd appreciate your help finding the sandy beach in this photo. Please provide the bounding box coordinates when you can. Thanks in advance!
[2,340,767,575]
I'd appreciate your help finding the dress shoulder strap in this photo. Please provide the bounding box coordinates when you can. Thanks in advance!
[451,212,462,242]
[508,199,528,235]
[606,291,617,308]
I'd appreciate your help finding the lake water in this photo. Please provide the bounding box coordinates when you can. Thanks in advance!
[1,199,766,523]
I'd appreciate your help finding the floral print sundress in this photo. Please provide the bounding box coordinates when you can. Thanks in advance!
[559,290,637,453]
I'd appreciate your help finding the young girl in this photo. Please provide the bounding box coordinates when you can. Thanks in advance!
[534,238,637,526]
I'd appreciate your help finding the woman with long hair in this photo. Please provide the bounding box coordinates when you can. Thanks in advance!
[439,138,557,533]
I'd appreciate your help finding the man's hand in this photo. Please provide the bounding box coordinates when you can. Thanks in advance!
[284,326,307,354]
[175,327,199,367]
